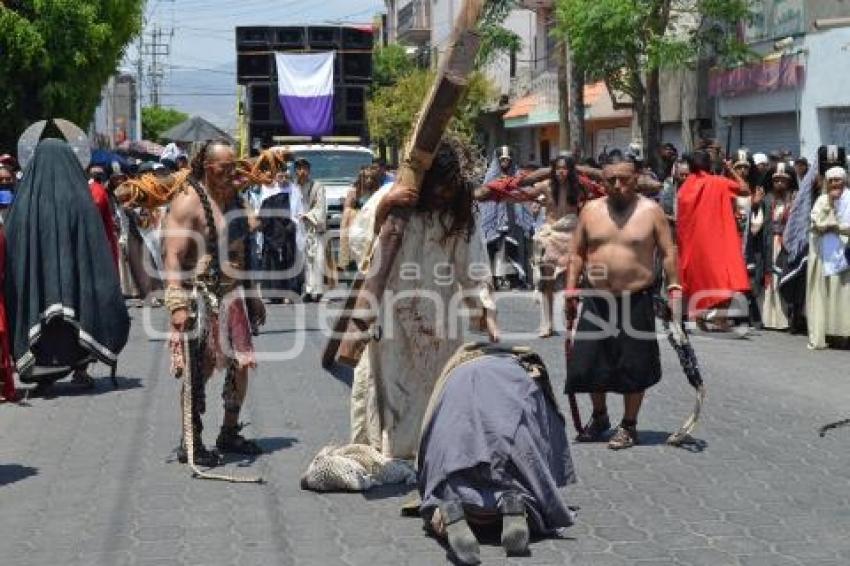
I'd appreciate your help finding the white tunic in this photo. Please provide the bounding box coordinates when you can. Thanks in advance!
[298,180,326,296]
[806,191,850,349]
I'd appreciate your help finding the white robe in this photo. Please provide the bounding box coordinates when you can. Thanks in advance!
[297,180,326,296]
[806,190,850,349]
[349,205,495,460]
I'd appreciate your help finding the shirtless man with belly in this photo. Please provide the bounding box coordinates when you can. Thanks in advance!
[565,156,681,450]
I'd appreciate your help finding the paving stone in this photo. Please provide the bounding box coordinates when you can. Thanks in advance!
[0,304,847,566]
[738,555,802,566]
[671,548,736,566]
[594,525,649,543]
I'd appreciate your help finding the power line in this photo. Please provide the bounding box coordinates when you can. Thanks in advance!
[160,92,236,97]
[166,64,236,76]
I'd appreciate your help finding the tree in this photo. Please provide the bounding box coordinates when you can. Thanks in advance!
[142,106,189,143]
[554,0,752,169]
[0,1,144,151]
[372,44,417,90]
[367,1,514,158]
[367,69,493,150]
[476,23,522,68]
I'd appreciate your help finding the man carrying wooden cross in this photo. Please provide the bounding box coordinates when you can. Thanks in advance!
[347,139,498,460]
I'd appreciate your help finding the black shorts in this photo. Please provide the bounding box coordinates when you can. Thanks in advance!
[566,288,661,394]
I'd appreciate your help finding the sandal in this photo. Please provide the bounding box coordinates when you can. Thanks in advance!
[576,412,611,443]
[216,424,263,455]
[177,440,223,468]
[608,424,638,450]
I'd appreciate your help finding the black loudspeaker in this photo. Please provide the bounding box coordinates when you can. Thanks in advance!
[308,27,340,49]
[341,52,372,83]
[275,27,306,48]
[237,53,271,83]
[236,27,271,50]
[341,27,373,49]
[250,84,272,122]
[343,86,366,122]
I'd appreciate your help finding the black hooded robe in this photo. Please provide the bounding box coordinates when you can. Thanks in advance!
[4,139,130,382]
[260,192,299,295]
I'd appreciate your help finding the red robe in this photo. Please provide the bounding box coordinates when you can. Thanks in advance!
[0,229,15,402]
[677,172,750,314]
[89,181,119,270]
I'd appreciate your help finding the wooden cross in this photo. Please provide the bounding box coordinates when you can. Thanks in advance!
[323,0,487,368]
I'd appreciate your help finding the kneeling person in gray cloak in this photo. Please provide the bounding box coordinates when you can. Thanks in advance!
[417,345,576,564]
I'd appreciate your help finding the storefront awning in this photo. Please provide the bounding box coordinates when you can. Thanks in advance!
[503,94,560,128]
[503,81,631,129]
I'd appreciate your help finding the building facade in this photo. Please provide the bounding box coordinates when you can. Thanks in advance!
[714,0,850,157]
[90,73,139,149]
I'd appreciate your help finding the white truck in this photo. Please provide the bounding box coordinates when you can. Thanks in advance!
[271,143,374,263]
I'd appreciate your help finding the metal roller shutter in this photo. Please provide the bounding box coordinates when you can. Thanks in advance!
[661,124,684,153]
[740,113,799,155]
[830,107,850,149]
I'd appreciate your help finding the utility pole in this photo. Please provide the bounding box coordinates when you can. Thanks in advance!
[557,39,570,154]
[135,32,145,141]
[143,24,172,107]
[566,41,585,157]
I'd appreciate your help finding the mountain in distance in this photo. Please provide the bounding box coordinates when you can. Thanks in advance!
[159,59,240,135]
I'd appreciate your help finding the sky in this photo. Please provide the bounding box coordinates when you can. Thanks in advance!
[130,0,386,132]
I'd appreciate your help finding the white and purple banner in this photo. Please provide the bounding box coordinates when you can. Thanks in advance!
[275,51,335,137]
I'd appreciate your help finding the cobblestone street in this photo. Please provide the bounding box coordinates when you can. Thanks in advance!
[1,296,849,566]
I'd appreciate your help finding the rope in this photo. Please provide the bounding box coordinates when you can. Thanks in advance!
[180,318,261,484]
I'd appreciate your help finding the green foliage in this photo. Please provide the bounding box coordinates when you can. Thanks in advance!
[367,69,494,148]
[481,0,518,28]
[555,0,753,99]
[372,44,417,89]
[367,1,511,149]
[477,0,522,68]
[477,25,522,68]
[142,106,189,143]
[0,1,145,150]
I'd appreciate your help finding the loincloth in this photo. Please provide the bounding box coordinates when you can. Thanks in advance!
[170,294,255,379]
[566,288,661,394]
[534,215,578,282]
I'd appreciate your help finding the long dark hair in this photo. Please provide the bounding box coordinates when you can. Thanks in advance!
[417,140,476,243]
[685,150,712,175]
[190,138,233,181]
[550,154,583,208]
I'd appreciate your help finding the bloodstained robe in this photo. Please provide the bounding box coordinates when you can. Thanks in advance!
[349,206,495,460]
[677,172,750,314]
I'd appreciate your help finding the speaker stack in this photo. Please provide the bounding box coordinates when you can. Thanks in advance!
[236,25,374,148]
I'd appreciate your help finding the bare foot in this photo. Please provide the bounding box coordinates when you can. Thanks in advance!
[538,327,556,339]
